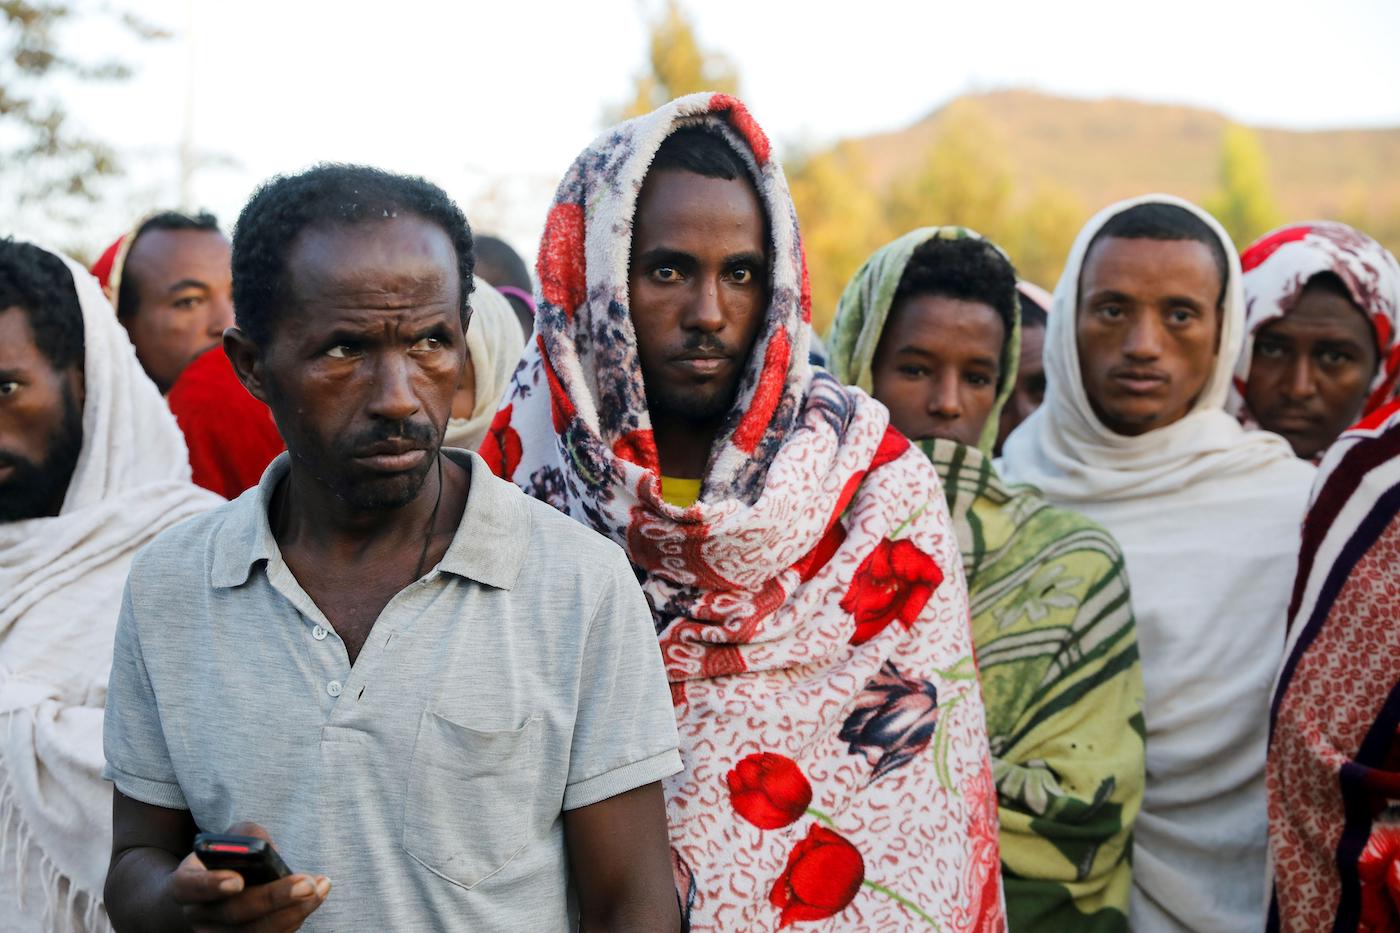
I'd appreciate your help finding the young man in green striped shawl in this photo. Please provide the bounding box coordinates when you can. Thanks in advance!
[827,227,1146,931]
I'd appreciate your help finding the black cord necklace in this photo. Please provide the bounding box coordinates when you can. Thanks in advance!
[412,453,445,581]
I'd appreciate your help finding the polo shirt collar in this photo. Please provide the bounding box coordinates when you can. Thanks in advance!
[209,450,527,591]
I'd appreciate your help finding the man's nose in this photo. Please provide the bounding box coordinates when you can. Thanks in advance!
[1281,357,1319,401]
[681,278,725,333]
[928,370,962,420]
[206,295,235,338]
[1122,316,1164,360]
[367,353,421,422]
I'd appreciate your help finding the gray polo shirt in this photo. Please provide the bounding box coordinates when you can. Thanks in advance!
[103,450,681,931]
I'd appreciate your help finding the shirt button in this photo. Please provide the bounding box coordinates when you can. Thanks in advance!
[312,625,328,641]
[327,680,342,698]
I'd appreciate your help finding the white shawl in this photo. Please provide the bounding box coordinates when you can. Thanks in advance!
[1001,195,1315,932]
[443,280,526,452]
[0,248,221,931]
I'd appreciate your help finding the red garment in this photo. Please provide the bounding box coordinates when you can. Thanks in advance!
[166,347,283,499]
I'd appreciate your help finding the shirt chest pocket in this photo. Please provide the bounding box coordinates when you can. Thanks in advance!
[402,710,542,889]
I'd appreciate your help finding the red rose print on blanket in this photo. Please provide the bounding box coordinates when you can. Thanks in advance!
[769,825,865,927]
[842,538,944,645]
[478,405,522,478]
[728,752,813,829]
[537,202,587,316]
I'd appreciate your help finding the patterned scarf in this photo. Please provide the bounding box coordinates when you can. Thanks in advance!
[1267,398,1400,933]
[1231,221,1400,436]
[484,95,1001,932]
[827,228,1144,930]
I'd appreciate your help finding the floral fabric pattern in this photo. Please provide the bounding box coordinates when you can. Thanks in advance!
[827,227,1145,931]
[487,95,998,930]
[1268,401,1400,933]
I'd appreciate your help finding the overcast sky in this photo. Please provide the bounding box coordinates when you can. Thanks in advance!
[12,0,1400,258]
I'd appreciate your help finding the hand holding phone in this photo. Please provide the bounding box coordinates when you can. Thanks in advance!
[194,832,291,885]
[168,821,330,932]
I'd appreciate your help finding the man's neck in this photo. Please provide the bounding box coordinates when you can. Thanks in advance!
[652,413,722,480]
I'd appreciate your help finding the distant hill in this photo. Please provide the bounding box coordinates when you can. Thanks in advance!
[848,89,1400,244]
[790,89,1400,330]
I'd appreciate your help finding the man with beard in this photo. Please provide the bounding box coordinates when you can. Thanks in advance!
[485,96,999,932]
[101,165,682,932]
[0,239,220,930]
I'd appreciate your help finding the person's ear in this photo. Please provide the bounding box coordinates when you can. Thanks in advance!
[223,327,270,404]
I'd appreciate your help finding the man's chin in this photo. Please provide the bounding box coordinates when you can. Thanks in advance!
[338,458,437,511]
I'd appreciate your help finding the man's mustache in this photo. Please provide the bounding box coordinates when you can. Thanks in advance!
[341,419,438,452]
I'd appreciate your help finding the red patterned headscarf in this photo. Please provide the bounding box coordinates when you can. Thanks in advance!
[485,93,1001,932]
[1231,221,1400,429]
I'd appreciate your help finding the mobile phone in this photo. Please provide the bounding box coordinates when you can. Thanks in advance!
[193,832,291,886]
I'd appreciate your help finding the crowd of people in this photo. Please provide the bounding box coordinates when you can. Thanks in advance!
[0,92,1396,932]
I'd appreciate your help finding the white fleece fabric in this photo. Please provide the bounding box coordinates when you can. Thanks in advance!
[1000,195,1316,932]
[0,248,221,931]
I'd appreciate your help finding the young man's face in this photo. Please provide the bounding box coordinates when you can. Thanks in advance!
[243,215,466,511]
[0,305,84,522]
[1245,281,1379,459]
[120,228,234,393]
[871,294,1004,448]
[628,169,768,427]
[1076,237,1222,436]
[995,321,1045,454]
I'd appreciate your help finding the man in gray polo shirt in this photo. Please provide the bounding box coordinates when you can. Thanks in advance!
[101,165,684,932]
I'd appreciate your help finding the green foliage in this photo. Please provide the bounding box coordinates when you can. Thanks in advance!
[886,100,1013,237]
[614,0,738,122]
[787,142,892,332]
[1205,124,1284,248]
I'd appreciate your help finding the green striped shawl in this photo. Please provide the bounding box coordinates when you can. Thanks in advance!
[826,228,1146,931]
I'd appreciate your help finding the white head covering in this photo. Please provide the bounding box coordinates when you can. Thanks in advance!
[443,280,525,451]
[1001,196,1317,931]
[0,246,221,929]
[1001,194,1298,502]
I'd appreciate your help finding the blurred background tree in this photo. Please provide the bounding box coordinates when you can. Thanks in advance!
[2,1,167,254]
[613,0,737,122]
[1206,124,1284,248]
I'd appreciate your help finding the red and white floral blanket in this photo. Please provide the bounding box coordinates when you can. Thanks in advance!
[483,93,1001,931]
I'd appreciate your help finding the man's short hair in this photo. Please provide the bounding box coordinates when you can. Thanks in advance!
[893,236,1019,342]
[0,238,85,371]
[1018,290,1048,330]
[116,210,221,319]
[650,125,751,182]
[1087,202,1230,308]
[231,164,475,347]
[474,235,531,293]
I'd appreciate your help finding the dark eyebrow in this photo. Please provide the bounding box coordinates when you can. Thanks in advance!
[1316,338,1368,353]
[1162,294,1208,310]
[166,279,210,294]
[724,251,765,268]
[634,247,694,267]
[1085,289,1133,304]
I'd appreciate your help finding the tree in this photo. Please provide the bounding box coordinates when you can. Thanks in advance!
[1,1,166,242]
[1205,124,1283,248]
[885,99,1013,240]
[614,0,738,121]
[1002,182,1086,292]
[787,141,891,332]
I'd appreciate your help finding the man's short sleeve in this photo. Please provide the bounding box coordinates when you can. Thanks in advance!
[562,548,682,811]
[103,579,187,810]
